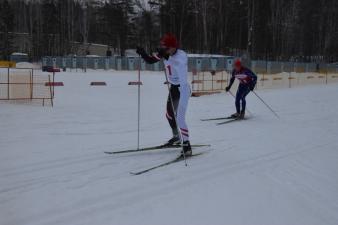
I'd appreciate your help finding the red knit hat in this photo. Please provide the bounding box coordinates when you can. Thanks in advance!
[160,33,178,48]
[234,59,242,68]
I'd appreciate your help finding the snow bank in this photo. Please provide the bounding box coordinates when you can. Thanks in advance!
[11,52,28,56]
[187,53,229,58]
[15,62,41,69]
[0,70,338,225]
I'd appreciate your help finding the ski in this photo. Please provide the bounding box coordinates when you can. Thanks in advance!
[216,118,246,125]
[201,116,234,121]
[130,153,204,175]
[104,144,210,155]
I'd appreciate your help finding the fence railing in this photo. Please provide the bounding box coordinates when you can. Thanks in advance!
[42,56,337,74]
[251,60,337,74]
[0,67,53,106]
[42,56,235,72]
[190,70,338,96]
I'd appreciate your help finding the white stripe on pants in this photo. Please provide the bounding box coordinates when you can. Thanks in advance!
[177,84,191,141]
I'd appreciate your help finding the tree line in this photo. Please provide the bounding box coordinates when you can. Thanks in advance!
[0,0,337,62]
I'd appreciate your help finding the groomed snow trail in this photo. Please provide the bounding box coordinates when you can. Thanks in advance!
[1,71,338,225]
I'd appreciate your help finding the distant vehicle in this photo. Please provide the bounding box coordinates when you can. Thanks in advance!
[10,52,29,63]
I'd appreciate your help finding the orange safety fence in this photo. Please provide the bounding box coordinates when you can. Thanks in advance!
[0,67,54,106]
[190,70,338,96]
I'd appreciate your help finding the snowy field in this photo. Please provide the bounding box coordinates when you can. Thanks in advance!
[1,70,338,225]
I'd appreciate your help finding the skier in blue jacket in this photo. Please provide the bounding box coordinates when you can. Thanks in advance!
[225,59,257,119]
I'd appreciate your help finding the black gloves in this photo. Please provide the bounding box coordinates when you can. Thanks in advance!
[225,86,231,92]
[249,82,256,91]
[156,47,169,60]
[136,47,146,56]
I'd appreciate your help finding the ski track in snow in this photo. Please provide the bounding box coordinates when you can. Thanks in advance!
[1,70,338,225]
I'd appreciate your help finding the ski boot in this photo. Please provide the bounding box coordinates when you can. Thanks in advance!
[230,112,240,119]
[166,135,181,147]
[181,140,192,157]
[239,111,245,119]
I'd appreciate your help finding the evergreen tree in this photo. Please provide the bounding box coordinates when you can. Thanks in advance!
[2,0,337,61]
[0,0,14,60]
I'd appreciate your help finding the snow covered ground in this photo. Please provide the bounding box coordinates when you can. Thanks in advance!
[1,70,338,225]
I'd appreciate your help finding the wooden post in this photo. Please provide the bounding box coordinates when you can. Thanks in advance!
[7,67,9,99]
[30,72,33,99]
[48,75,54,107]
[211,71,214,91]
[192,69,196,92]
[202,71,205,92]
[52,71,55,98]
[326,70,328,85]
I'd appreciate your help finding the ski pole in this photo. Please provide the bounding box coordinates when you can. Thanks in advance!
[228,90,252,115]
[137,56,141,150]
[128,55,143,150]
[252,91,280,118]
[163,70,188,166]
